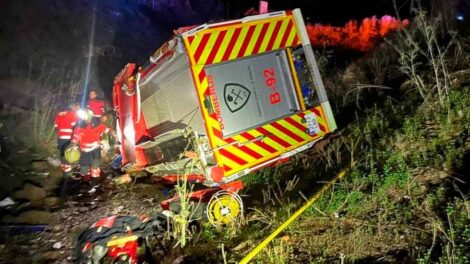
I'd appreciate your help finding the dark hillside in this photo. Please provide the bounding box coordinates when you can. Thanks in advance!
[0,0,223,194]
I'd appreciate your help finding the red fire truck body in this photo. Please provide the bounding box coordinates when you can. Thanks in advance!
[112,9,337,222]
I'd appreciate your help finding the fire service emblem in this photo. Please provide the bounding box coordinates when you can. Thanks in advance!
[223,83,251,113]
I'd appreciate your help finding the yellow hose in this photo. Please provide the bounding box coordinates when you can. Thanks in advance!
[239,169,347,264]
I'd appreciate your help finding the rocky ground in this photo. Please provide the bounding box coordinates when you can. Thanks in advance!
[0,158,175,264]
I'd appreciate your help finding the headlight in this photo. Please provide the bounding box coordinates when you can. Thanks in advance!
[77,109,87,120]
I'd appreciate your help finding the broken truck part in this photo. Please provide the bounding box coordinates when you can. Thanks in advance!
[112,9,337,225]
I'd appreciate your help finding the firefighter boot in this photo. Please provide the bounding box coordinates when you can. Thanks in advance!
[88,168,101,194]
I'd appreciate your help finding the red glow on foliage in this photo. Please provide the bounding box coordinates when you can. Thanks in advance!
[244,7,259,16]
[307,16,409,52]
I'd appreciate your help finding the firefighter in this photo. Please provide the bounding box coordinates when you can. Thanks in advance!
[71,109,112,193]
[87,89,106,122]
[88,89,116,158]
[54,101,79,174]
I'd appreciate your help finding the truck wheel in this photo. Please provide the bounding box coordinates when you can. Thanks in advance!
[206,191,243,227]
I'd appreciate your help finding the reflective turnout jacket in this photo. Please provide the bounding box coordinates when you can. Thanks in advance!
[72,123,109,152]
[54,111,77,140]
[88,99,105,117]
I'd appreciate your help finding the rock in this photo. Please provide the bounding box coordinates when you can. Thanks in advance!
[10,201,31,214]
[88,204,98,211]
[35,251,62,263]
[12,183,46,201]
[2,210,53,224]
[42,170,64,192]
[112,205,124,215]
[44,197,61,209]
[48,169,64,179]
[78,207,89,213]
[52,242,63,249]
[47,157,61,167]
[28,199,46,209]
[52,225,62,233]
[31,160,50,172]
[70,224,88,240]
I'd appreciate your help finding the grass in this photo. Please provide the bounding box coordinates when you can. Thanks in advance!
[276,87,469,262]
[165,136,203,248]
[214,8,470,260]
[254,238,293,264]
[190,82,468,262]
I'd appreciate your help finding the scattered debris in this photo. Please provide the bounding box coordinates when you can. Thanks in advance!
[233,240,251,252]
[0,196,15,207]
[111,205,124,215]
[75,214,169,263]
[113,173,132,184]
[52,242,63,249]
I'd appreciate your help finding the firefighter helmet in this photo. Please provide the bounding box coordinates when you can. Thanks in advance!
[65,144,81,164]
[77,108,94,123]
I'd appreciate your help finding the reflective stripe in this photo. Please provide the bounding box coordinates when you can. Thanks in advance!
[59,135,72,139]
[93,114,102,117]
[81,141,100,152]
[82,146,99,152]
[61,164,72,172]
[59,128,73,132]
[91,168,100,177]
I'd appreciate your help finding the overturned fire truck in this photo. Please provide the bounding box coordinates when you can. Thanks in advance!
[113,9,337,225]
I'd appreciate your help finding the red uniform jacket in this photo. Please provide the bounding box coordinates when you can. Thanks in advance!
[54,111,78,140]
[88,99,105,117]
[72,124,109,152]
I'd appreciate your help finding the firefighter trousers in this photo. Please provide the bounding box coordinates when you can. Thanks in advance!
[58,139,71,160]
[80,148,101,178]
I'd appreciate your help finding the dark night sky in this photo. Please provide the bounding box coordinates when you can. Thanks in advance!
[1,0,464,101]
[223,0,415,25]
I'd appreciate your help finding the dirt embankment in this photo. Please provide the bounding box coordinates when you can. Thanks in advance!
[0,157,175,263]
